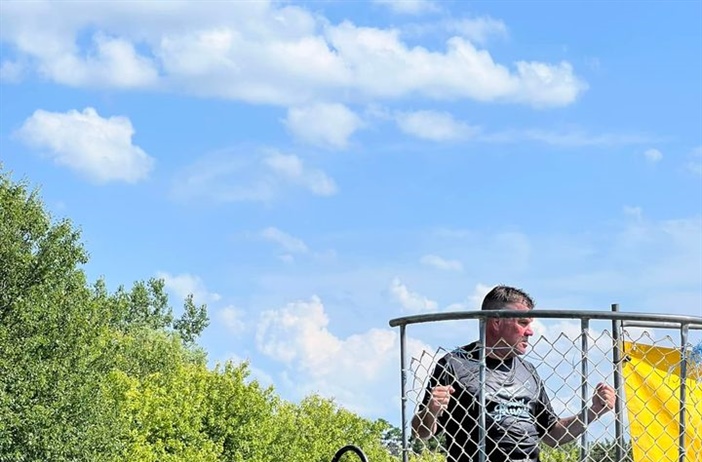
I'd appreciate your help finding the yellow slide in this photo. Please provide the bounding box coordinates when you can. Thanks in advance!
[622,342,702,462]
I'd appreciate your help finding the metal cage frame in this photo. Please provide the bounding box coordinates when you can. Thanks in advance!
[389,307,702,462]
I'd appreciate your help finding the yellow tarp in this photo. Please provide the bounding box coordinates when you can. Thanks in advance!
[622,342,702,462]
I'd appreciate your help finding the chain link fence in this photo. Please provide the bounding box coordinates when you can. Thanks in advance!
[390,309,702,462]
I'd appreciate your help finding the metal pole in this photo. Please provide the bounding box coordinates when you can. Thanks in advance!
[611,303,624,462]
[400,324,409,462]
[580,318,590,462]
[678,323,689,462]
[479,318,487,462]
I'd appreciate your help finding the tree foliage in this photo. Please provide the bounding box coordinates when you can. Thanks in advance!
[0,169,398,461]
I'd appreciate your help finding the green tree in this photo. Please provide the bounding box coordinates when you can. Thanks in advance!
[587,439,633,462]
[0,167,457,462]
[174,293,210,344]
[0,172,112,461]
[0,170,211,461]
[540,442,579,462]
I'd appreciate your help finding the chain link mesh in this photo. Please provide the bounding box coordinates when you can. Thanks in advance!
[406,319,701,462]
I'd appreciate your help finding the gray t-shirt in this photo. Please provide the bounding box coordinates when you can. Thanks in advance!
[421,342,557,461]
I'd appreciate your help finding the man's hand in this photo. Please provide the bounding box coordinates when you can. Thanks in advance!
[426,385,455,415]
[591,383,615,417]
[413,384,455,439]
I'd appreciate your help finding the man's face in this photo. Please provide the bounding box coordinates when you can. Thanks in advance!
[491,303,534,357]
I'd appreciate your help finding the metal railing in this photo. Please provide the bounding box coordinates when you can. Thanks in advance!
[389,308,702,462]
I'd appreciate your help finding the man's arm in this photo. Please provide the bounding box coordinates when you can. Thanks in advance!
[412,385,454,439]
[542,383,616,447]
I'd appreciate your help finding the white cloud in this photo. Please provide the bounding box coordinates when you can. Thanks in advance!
[220,305,246,334]
[255,295,431,415]
[44,34,158,88]
[390,277,438,313]
[172,150,337,203]
[285,103,363,149]
[326,24,585,107]
[264,152,338,196]
[444,17,508,45]
[256,296,342,368]
[420,254,463,271]
[15,107,154,183]
[156,271,222,305]
[643,148,662,163]
[0,1,587,108]
[261,227,308,253]
[395,110,480,141]
[373,0,439,15]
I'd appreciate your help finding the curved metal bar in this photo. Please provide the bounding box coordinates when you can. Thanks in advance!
[389,309,702,328]
[330,445,369,462]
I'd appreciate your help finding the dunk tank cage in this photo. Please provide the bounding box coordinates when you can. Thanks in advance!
[388,308,702,462]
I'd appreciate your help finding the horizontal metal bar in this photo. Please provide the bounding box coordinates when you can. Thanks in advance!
[388,309,702,328]
[622,320,702,330]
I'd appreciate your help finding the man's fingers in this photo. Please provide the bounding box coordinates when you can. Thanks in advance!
[593,383,616,411]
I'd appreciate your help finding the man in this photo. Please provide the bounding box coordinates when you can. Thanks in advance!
[412,285,615,462]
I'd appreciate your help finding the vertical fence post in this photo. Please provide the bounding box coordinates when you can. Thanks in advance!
[580,318,590,462]
[611,303,624,462]
[678,323,689,462]
[478,317,487,462]
[400,324,409,462]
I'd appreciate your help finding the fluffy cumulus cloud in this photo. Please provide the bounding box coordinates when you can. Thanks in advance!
[284,103,363,149]
[255,295,431,415]
[156,271,222,304]
[420,254,463,271]
[390,277,438,313]
[0,1,586,108]
[15,107,154,183]
[395,110,479,141]
[172,150,337,203]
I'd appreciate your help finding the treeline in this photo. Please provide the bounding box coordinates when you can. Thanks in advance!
[0,170,406,462]
[0,169,627,462]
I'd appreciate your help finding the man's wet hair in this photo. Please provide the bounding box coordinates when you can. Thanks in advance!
[481,285,535,311]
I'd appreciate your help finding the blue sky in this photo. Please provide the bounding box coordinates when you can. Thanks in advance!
[1,0,701,426]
